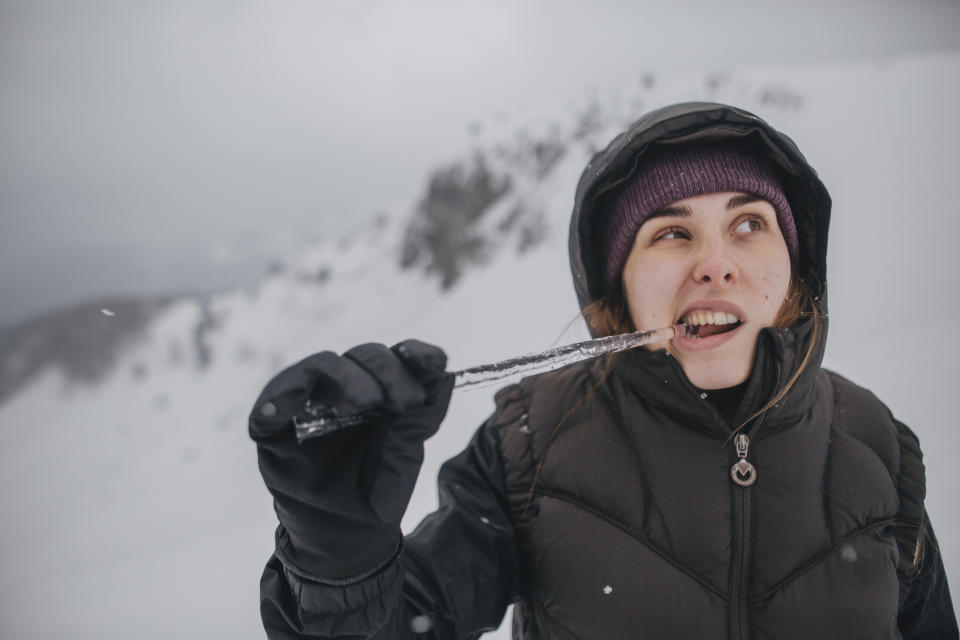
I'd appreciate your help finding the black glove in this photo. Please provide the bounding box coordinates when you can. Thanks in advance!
[249,339,455,580]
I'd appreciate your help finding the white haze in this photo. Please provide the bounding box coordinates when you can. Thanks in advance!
[1,53,959,638]
[1,1,959,327]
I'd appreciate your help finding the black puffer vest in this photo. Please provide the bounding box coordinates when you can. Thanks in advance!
[491,103,927,639]
[494,339,924,639]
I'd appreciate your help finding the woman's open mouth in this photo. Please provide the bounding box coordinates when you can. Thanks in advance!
[674,304,743,351]
[677,309,743,344]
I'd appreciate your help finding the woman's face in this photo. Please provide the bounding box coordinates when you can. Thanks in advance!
[622,191,792,389]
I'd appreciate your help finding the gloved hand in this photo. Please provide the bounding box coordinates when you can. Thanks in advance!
[249,339,455,580]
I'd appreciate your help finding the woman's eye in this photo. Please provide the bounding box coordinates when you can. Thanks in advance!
[655,227,689,241]
[734,217,765,234]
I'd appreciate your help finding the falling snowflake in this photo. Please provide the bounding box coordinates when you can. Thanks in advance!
[410,615,433,633]
[260,402,277,417]
[100,308,115,317]
[602,585,613,595]
[840,544,858,563]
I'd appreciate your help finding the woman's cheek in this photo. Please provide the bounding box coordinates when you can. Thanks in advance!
[630,269,671,328]
[757,262,792,317]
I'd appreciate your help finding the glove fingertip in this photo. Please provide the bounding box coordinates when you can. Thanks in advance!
[249,412,288,442]
[392,339,448,376]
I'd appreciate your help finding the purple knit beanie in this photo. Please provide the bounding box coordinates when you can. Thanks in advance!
[599,142,798,291]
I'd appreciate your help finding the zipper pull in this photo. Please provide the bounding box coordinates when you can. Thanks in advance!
[730,433,757,487]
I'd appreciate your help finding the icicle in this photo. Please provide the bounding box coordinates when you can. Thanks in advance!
[294,324,689,442]
[453,324,688,389]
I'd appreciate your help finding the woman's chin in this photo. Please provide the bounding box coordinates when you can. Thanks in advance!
[669,326,758,389]
[675,353,752,390]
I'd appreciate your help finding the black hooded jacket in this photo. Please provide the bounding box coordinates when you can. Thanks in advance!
[259,103,957,638]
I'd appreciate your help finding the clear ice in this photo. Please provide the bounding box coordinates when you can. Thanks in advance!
[295,325,682,442]
[452,325,679,389]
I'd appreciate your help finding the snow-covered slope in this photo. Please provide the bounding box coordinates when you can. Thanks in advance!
[1,53,958,638]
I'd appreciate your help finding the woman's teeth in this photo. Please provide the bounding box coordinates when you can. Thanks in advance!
[681,310,740,326]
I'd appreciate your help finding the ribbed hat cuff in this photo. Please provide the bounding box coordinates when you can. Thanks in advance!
[600,144,798,290]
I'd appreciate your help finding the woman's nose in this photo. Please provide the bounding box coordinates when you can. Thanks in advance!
[692,241,739,285]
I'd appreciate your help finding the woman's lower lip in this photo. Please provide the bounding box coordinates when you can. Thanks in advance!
[673,324,742,351]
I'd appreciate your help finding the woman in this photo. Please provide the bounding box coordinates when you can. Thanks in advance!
[250,102,957,638]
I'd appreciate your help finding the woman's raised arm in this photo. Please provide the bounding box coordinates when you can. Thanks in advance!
[250,341,518,638]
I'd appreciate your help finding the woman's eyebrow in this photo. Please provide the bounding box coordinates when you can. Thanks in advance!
[647,204,692,219]
[726,194,765,210]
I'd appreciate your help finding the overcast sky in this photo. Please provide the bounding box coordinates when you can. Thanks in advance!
[2,0,959,328]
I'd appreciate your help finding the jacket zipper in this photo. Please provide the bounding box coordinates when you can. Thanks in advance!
[662,338,781,639]
[729,431,759,640]
[727,331,784,639]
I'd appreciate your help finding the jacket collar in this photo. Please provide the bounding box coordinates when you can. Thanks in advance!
[608,314,826,438]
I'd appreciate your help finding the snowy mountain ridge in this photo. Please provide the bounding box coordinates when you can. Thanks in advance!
[0,65,807,409]
[1,53,958,638]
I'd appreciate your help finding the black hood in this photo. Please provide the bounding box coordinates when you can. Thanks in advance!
[569,102,832,324]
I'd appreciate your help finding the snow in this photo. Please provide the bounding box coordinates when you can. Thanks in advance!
[410,615,434,633]
[840,544,859,564]
[1,52,959,638]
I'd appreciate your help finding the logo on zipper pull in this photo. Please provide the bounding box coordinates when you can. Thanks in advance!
[731,433,757,487]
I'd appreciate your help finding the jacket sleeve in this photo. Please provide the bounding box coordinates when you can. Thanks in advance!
[259,417,520,639]
[897,512,959,639]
